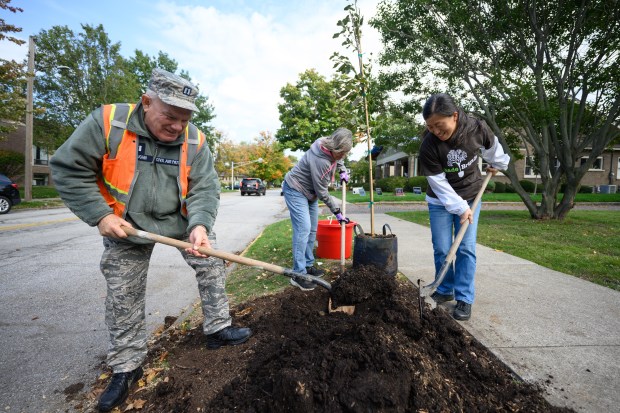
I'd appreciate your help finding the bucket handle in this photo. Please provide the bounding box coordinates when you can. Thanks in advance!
[382,224,393,236]
[354,223,366,237]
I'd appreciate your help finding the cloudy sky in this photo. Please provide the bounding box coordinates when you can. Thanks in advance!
[1,0,384,160]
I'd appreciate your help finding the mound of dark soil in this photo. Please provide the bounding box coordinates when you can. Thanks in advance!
[120,266,573,412]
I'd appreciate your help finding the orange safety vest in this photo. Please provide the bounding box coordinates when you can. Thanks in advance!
[97,103,205,218]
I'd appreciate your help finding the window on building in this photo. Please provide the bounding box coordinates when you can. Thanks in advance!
[33,173,49,186]
[479,158,504,175]
[33,146,50,165]
[580,156,603,171]
[524,156,539,178]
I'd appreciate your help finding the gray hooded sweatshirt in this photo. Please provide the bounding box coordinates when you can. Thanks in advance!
[283,138,346,214]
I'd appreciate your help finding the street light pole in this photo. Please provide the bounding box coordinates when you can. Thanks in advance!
[231,162,234,190]
[24,36,35,201]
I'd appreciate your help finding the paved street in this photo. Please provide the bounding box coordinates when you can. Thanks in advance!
[0,190,287,413]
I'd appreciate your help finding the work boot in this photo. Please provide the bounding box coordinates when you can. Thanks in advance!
[431,291,454,305]
[290,277,317,291]
[453,301,472,321]
[305,266,325,277]
[97,367,143,412]
[206,326,252,349]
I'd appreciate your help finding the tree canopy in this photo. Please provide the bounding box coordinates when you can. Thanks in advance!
[372,0,620,219]
[31,24,219,152]
[0,0,26,140]
[275,69,347,152]
[215,132,293,186]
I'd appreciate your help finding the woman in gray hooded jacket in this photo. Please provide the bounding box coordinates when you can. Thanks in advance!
[282,127,353,290]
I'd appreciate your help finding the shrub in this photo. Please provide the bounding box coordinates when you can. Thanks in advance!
[407,176,428,192]
[494,181,506,193]
[519,179,536,193]
[579,185,593,193]
[375,176,408,192]
[0,150,24,176]
[485,179,496,192]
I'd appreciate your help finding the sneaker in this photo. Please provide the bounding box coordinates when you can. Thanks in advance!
[453,301,472,321]
[97,367,143,412]
[206,326,252,349]
[431,291,454,305]
[305,266,325,277]
[290,276,317,291]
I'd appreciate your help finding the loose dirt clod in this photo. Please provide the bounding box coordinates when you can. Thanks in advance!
[98,265,574,413]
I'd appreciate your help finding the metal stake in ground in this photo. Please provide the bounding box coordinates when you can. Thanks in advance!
[340,181,347,274]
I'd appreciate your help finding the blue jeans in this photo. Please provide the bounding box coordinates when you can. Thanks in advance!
[282,181,319,273]
[428,201,481,304]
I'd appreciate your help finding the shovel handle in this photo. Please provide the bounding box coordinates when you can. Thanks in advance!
[121,226,332,291]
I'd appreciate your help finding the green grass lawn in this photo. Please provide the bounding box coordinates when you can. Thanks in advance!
[330,190,620,203]
[225,219,295,304]
[14,186,65,210]
[389,210,620,291]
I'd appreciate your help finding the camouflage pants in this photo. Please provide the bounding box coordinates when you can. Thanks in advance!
[100,232,231,373]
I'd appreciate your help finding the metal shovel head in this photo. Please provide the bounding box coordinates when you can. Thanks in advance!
[422,294,437,310]
[328,297,355,315]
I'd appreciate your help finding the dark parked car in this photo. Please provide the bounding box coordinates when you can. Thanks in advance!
[240,178,266,196]
[0,173,21,214]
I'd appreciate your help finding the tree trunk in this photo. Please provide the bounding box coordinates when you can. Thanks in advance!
[554,180,578,220]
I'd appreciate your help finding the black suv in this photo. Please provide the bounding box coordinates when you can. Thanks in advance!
[240,178,266,196]
[0,173,21,214]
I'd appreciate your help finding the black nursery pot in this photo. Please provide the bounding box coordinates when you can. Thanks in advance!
[352,224,398,277]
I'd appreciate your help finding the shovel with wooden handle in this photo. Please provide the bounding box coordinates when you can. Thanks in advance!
[121,226,332,291]
[418,173,492,316]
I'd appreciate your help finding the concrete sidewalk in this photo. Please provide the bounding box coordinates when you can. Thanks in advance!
[346,212,620,413]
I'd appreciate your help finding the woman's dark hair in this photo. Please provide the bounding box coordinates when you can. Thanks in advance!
[422,93,459,120]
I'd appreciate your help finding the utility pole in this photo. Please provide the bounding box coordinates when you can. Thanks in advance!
[24,36,35,201]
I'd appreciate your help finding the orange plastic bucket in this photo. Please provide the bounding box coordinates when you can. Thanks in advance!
[316,219,355,259]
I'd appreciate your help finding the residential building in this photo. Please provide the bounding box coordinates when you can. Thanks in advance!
[375,143,620,190]
[0,122,53,186]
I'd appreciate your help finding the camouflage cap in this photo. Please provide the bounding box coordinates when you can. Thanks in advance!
[148,68,199,112]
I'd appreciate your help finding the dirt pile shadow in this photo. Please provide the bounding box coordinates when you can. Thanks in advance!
[133,266,573,412]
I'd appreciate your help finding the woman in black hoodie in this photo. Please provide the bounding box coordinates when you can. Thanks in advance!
[419,93,510,321]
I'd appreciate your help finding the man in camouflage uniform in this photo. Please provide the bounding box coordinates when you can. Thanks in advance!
[50,69,251,412]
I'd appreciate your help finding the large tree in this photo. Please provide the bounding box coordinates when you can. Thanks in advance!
[127,50,179,88]
[32,24,218,152]
[215,133,292,187]
[251,131,294,185]
[373,0,620,219]
[33,24,139,150]
[0,0,25,140]
[276,69,347,151]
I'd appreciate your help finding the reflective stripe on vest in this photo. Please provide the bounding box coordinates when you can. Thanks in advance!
[99,103,205,218]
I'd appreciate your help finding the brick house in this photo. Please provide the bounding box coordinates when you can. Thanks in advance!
[0,122,53,186]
